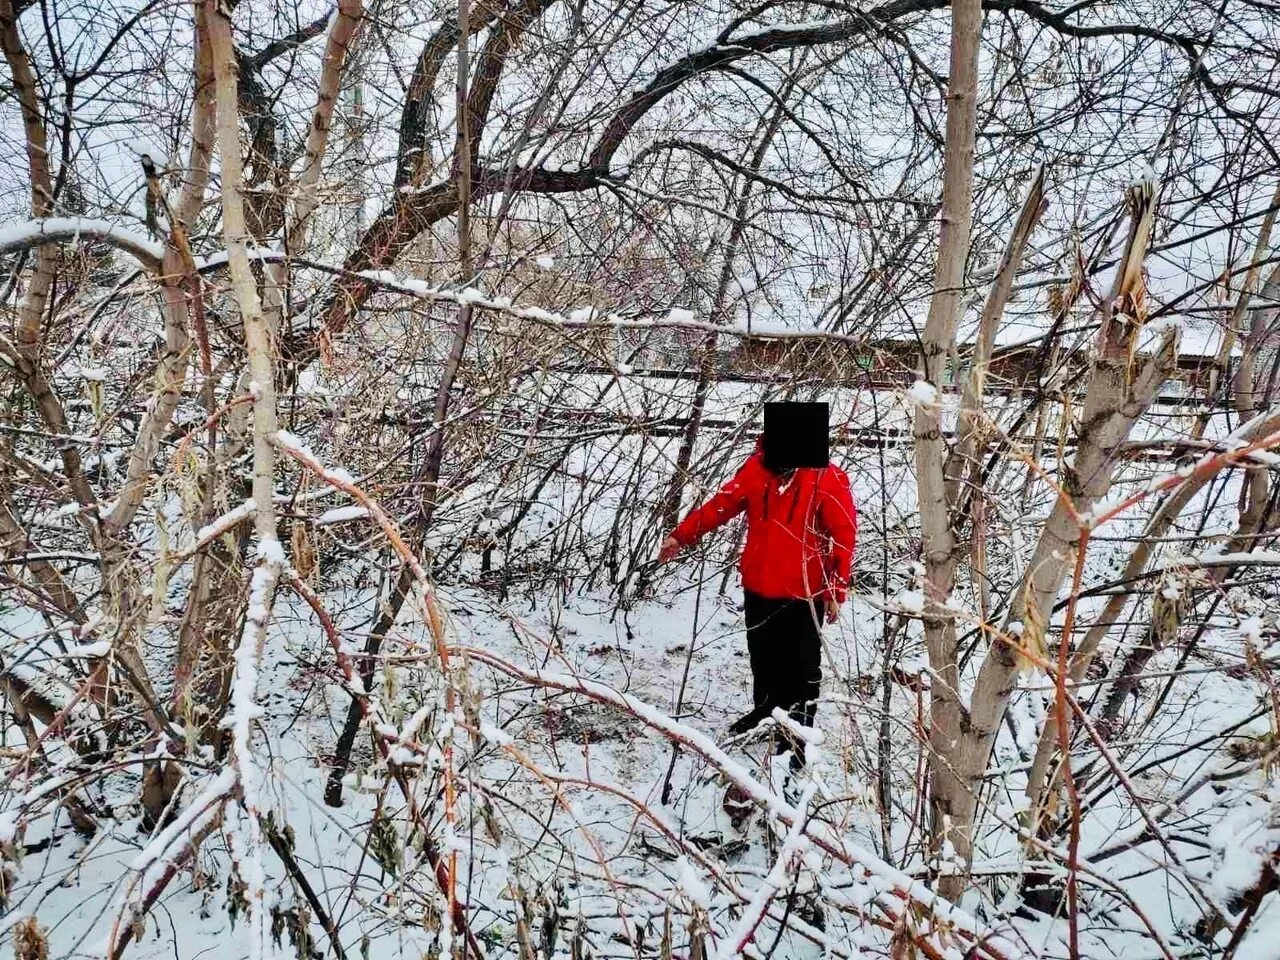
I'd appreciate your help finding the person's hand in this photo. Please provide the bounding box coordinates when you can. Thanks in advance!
[658,536,681,563]
[824,597,841,624]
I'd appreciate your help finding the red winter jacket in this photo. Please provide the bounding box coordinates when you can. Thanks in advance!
[670,451,857,603]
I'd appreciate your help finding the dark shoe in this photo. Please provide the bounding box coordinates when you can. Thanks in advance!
[728,705,771,736]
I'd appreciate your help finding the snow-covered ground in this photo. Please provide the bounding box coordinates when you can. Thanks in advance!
[4,506,1276,959]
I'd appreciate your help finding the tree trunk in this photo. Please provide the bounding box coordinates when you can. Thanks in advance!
[910,0,983,901]
[957,183,1176,877]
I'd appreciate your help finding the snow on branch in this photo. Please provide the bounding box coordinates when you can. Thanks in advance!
[209,254,857,345]
[218,537,283,959]
[176,498,257,556]
[346,267,863,344]
[0,217,165,269]
[227,539,283,808]
[0,771,81,845]
[315,504,370,525]
[127,769,235,891]
[107,769,236,960]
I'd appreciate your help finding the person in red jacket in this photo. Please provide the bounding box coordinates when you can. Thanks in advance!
[658,403,856,760]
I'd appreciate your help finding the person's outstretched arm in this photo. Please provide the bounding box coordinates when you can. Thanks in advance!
[818,466,857,605]
[659,455,759,561]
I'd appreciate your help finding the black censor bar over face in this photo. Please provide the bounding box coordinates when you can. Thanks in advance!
[762,402,829,473]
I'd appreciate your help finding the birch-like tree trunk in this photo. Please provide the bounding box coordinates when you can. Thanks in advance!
[910,0,982,901]
[204,1,280,547]
[938,183,1177,900]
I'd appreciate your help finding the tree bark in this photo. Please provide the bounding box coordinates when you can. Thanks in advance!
[204,0,281,546]
[965,182,1176,849]
[0,0,54,345]
[910,0,982,901]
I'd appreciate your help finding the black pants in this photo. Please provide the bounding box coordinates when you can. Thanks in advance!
[744,591,822,729]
